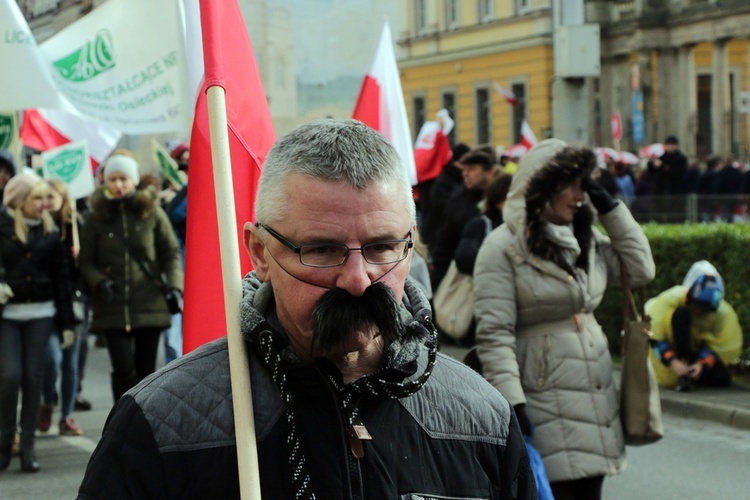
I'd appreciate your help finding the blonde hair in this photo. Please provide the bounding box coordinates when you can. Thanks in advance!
[12,180,54,243]
[48,179,75,241]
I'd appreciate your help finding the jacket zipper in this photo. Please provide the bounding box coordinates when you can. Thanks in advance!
[327,377,365,499]
[121,206,132,332]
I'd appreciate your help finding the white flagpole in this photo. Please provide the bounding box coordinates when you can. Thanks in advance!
[205,84,262,499]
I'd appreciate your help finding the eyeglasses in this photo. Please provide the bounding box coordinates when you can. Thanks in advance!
[256,222,413,268]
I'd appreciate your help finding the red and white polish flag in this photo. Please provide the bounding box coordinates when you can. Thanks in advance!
[352,19,417,186]
[493,82,518,107]
[20,108,121,168]
[413,109,453,184]
[520,119,538,150]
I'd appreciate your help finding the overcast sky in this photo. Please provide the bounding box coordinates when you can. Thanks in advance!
[268,0,405,84]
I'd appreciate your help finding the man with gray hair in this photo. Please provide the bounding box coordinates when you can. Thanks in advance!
[78,119,533,499]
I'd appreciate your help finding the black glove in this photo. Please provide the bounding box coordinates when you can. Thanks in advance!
[513,404,533,437]
[97,279,118,304]
[583,176,618,214]
[164,288,183,315]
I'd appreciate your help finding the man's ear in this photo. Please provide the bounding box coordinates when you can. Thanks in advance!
[244,222,270,281]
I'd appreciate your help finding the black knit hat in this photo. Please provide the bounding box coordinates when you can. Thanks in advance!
[451,143,470,162]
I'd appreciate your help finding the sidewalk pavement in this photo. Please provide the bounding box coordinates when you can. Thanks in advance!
[440,344,750,431]
[646,371,750,430]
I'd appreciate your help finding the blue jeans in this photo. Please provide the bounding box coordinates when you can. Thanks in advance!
[163,312,183,364]
[0,317,54,450]
[42,332,80,419]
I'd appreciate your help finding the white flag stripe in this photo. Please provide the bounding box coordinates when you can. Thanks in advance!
[368,19,417,186]
[492,81,517,105]
[37,108,121,163]
[520,119,538,148]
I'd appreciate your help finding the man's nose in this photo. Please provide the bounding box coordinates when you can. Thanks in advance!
[333,251,374,297]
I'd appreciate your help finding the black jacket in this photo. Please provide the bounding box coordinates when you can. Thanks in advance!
[429,186,484,288]
[419,164,464,247]
[0,210,76,330]
[454,213,502,275]
[78,274,534,500]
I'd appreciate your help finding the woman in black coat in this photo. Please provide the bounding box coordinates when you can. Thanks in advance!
[0,174,76,473]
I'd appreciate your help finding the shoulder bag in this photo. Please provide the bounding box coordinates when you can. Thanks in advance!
[619,262,664,445]
[433,216,491,340]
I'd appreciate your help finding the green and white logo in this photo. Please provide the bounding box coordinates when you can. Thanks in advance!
[53,29,115,83]
[152,139,183,188]
[0,114,15,150]
[45,148,86,183]
[42,140,95,200]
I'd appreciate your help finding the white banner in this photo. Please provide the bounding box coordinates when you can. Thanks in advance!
[0,0,65,110]
[41,140,96,200]
[38,0,192,135]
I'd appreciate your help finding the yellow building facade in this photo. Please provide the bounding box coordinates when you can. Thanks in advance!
[398,1,554,150]
[400,1,750,161]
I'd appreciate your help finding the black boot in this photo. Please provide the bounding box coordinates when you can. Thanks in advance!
[676,375,695,392]
[20,448,40,473]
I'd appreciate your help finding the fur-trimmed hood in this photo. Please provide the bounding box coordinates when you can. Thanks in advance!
[88,185,160,221]
[504,139,596,273]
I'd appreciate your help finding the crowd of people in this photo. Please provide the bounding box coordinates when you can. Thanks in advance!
[0,117,745,498]
[591,135,750,223]
[0,141,188,474]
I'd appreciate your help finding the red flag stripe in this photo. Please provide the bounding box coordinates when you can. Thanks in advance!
[182,0,276,353]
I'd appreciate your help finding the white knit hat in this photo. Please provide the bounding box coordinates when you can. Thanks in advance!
[103,155,140,185]
[3,172,42,208]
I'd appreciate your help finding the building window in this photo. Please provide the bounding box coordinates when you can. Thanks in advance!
[414,0,427,33]
[477,0,494,23]
[413,95,426,141]
[511,83,527,144]
[445,0,459,29]
[515,0,529,15]
[475,87,491,145]
[441,90,457,145]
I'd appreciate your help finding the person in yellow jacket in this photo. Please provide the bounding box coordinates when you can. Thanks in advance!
[646,261,743,391]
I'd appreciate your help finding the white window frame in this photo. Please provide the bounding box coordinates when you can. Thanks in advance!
[477,0,494,23]
[445,0,460,30]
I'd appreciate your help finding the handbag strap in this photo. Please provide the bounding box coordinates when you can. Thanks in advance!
[619,260,646,324]
[112,225,167,292]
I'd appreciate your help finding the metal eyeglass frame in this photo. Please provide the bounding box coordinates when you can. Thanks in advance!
[255,222,413,268]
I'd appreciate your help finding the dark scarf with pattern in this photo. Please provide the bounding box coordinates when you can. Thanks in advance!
[241,274,437,499]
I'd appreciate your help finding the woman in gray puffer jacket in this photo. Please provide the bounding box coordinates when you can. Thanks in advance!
[473,140,655,499]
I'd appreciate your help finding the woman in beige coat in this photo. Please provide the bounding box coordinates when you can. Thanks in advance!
[473,140,655,499]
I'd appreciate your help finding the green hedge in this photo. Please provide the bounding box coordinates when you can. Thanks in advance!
[595,223,750,362]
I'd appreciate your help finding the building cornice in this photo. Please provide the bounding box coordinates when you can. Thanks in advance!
[398,32,552,68]
[600,5,750,57]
